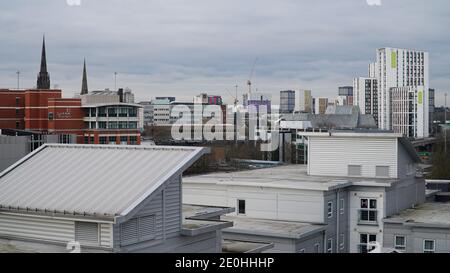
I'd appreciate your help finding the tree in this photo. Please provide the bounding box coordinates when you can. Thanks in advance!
[430,136,450,179]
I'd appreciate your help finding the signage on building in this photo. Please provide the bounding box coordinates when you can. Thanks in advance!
[57,108,72,119]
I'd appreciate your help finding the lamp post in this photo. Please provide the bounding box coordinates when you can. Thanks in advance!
[114,72,117,90]
[445,93,448,154]
[16,70,20,90]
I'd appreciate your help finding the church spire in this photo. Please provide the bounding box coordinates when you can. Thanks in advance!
[81,59,88,95]
[37,35,50,89]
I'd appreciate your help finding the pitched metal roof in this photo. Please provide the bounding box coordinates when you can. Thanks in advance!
[0,144,207,219]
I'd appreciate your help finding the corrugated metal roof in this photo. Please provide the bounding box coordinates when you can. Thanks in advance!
[0,144,206,218]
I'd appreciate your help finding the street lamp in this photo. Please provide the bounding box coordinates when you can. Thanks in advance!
[445,93,448,154]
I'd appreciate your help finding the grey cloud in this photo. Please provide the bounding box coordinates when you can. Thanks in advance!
[0,0,449,105]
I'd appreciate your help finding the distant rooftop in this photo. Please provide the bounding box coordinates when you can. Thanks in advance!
[384,202,450,227]
[222,216,326,239]
[184,165,396,191]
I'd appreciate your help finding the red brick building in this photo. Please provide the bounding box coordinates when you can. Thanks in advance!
[0,37,141,145]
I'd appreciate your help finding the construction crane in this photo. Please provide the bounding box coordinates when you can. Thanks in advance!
[226,85,240,107]
[247,58,258,94]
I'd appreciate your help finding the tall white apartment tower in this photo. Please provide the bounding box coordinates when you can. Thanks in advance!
[376,48,429,137]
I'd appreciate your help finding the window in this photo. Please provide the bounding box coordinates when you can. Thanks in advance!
[98,107,107,117]
[59,134,72,144]
[119,121,128,129]
[119,107,128,117]
[15,108,20,116]
[327,202,333,218]
[394,235,406,251]
[376,166,390,177]
[340,234,345,250]
[348,165,362,176]
[238,199,246,215]
[84,136,89,144]
[314,244,321,253]
[129,122,138,129]
[339,198,345,215]
[129,136,138,145]
[120,136,128,144]
[98,122,107,129]
[48,112,54,121]
[108,122,118,129]
[109,136,117,144]
[359,198,377,223]
[359,234,377,253]
[108,107,117,117]
[423,240,435,253]
[327,238,333,253]
[75,222,99,245]
[15,97,20,106]
[15,121,20,129]
[99,136,107,144]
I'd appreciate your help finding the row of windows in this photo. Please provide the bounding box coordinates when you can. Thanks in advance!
[394,236,435,253]
[93,121,138,130]
[327,198,345,219]
[89,107,138,118]
[98,136,138,145]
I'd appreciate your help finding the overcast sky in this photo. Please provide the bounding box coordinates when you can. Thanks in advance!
[0,0,449,106]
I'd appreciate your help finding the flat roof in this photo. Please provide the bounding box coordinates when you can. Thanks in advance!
[222,239,274,253]
[384,202,450,227]
[0,144,207,219]
[184,165,395,191]
[183,204,235,220]
[81,102,142,108]
[222,216,325,239]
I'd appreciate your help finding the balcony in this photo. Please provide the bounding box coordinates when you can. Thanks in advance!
[358,209,378,226]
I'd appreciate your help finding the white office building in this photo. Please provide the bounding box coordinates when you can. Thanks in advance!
[152,99,171,125]
[375,48,429,137]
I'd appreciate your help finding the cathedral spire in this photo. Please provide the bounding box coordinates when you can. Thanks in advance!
[81,59,88,95]
[37,35,50,89]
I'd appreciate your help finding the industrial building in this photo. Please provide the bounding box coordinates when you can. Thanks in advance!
[0,144,232,253]
[183,130,426,253]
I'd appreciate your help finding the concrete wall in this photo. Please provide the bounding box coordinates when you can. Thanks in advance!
[184,183,325,223]
[0,135,29,172]
[385,178,426,217]
[114,176,221,253]
[384,222,450,253]
[323,189,350,253]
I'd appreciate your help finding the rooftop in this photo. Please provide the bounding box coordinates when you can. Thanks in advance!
[184,165,396,191]
[0,144,207,219]
[384,202,450,227]
[222,216,326,239]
